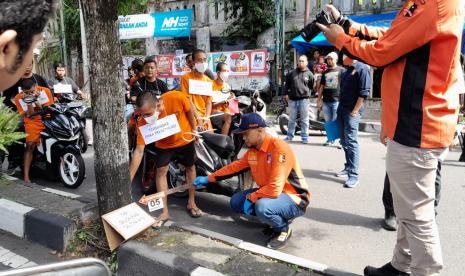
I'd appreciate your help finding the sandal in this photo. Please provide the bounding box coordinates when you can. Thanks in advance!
[187,207,203,218]
[152,216,169,229]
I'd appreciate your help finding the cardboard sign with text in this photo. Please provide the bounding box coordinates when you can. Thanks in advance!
[53,84,73,94]
[138,114,181,145]
[212,91,232,103]
[188,79,214,96]
[101,203,156,251]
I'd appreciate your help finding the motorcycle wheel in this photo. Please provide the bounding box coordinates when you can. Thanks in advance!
[58,150,85,189]
[278,115,289,135]
[79,130,89,153]
[167,161,188,198]
[141,159,157,195]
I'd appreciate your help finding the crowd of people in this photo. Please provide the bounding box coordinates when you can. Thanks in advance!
[1,1,465,275]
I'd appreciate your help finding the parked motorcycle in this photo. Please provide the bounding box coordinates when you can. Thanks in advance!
[30,104,86,188]
[56,93,89,153]
[277,99,325,136]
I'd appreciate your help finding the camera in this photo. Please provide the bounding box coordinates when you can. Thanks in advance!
[23,94,37,104]
[300,9,336,42]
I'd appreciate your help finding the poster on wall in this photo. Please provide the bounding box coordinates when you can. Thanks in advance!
[250,51,266,73]
[156,56,173,78]
[172,54,191,76]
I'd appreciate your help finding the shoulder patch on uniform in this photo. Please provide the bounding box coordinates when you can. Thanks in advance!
[278,153,286,163]
[402,1,417,17]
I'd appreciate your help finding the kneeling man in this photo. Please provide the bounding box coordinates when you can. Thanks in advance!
[194,113,310,249]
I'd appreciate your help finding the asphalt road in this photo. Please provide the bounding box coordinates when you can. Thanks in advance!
[17,125,465,275]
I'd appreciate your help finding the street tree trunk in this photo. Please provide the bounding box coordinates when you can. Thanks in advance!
[80,0,132,216]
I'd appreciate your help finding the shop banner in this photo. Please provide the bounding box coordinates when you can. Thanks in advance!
[119,9,192,40]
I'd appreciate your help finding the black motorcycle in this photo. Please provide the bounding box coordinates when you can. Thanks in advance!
[30,104,86,188]
[56,93,89,153]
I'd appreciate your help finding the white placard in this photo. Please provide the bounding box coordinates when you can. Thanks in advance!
[188,79,214,96]
[139,114,181,145]
[37,91,50,105]
[212,91,231,103]
[148,198,164,212]
[53,84,73,94]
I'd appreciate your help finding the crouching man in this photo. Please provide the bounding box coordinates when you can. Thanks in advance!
[194,113,310,249]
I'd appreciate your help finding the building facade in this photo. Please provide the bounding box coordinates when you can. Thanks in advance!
[146,0,404,54]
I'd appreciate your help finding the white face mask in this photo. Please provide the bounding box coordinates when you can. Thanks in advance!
[194,62,208,73]
[144,111,159,125]
[219,72,230,82]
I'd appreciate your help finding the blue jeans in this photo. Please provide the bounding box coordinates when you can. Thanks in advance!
[336,111,361,178]
[287,98,310,140]
[322,101,339,123]
[230,188,305,232]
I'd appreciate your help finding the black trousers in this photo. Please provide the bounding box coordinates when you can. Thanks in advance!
[382,161,442,216]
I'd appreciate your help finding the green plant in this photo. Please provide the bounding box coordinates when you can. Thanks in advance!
[222,0,276,41]
[0,98,25,154]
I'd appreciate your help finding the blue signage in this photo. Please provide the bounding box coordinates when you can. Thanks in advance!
[118,9,192,40]
[152,9,192,38]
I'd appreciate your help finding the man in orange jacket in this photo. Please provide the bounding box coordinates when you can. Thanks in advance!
[194,113,310,250]
[318,1,464,275]
[14,78,54,183]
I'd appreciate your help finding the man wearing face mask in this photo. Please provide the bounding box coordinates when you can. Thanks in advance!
[181,49,214,130]
[186,53,215,80]
[211,62,233,135]
[2,60,49,111]
[14,78,54,183]
[129,91,201,225]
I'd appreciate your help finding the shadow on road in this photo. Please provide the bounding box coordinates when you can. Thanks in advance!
[305,207,383,232]
[302,168,345,184]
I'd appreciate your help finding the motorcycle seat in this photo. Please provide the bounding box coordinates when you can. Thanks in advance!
[201,132,235,158]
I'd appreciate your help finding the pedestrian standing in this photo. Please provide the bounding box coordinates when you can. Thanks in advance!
[283,55,314,144]
[319,1,464,275]
[317,52,346,146]
[308,49,320,72]
[335,56,371,188]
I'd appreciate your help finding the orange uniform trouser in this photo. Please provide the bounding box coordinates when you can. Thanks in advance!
[25,122,44,143]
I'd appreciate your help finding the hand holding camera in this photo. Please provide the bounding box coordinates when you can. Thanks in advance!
[300,5,352,43]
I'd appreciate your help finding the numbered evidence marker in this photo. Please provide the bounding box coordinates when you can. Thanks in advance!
[188,79,214,97]
[148,197,164,212]
[101,203,156,251]
[138,114,181,145]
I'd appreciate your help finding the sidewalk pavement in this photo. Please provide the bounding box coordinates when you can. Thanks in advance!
[0,176,97,252]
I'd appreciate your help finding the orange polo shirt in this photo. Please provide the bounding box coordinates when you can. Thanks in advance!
[336,0,464,148]
[181,72,213,117]
[208,134,310,208]
[136,90,194,149]
[14,86,54,143]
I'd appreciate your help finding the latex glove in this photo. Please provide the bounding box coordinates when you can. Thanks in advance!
[243,199,254,215]
[194,176,209,187]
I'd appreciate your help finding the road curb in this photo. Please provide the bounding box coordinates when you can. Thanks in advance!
[117,241,224,276]
[0,176,95,252]
[167,222,353,275]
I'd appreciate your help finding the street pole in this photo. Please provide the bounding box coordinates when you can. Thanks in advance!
[281,0,285,94]
[59,0,68,68]
[79,0,90,93]
[274,0,281,95]
[304,0,311,25]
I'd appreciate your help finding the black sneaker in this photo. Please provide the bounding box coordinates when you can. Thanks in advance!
[267,229,292,250]
[364,262,410,276]
[262,226,275,236]
[382,214,397,231]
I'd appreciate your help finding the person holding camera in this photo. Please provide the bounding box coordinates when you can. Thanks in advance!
[283,55,314,144]
[318,2,464,275]
[14,78,54,183]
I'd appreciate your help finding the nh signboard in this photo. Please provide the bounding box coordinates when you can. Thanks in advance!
[119,9,192,40]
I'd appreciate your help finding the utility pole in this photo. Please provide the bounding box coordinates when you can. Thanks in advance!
[304,0,311,25]
[79,0,90,93]
[59,0,68,67]
[281,0,285,94]
[274,0,286,96]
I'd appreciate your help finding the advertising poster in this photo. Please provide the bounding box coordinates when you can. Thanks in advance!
[172,54,191,76]
[156,55,173,78]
